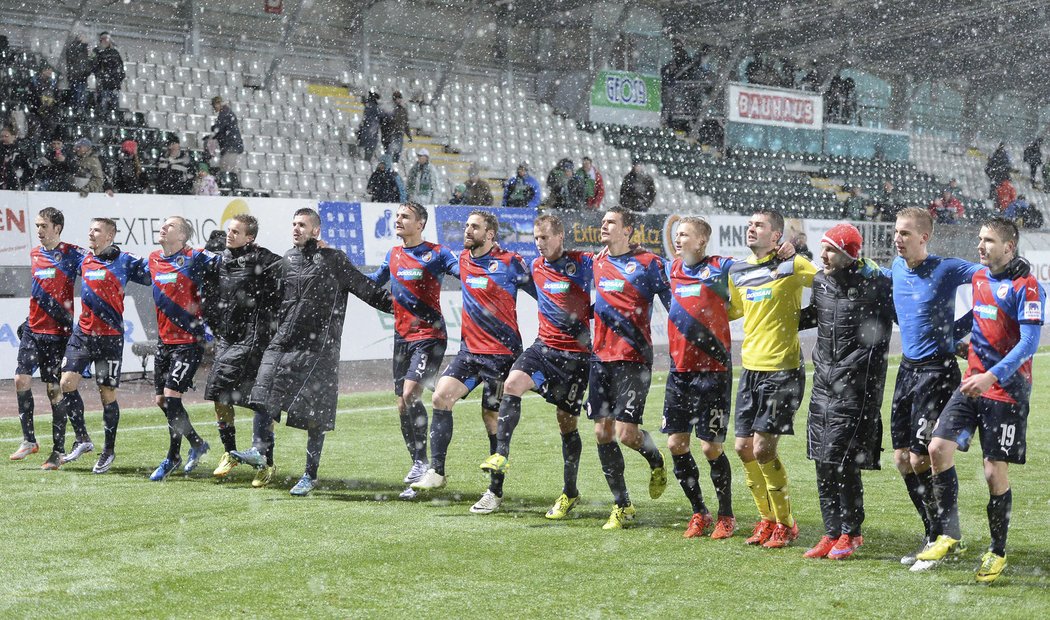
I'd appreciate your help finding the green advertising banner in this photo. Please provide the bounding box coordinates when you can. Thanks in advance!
[589,70,662,128]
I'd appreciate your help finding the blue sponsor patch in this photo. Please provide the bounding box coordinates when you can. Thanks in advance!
[975,304,998,320]
[543,281,571,293]
[398,268,424,281]
[35,267,56,280]
[466,276,489,289]
[676,284,702,297]
[599,278,625,292]
[85,269,107,281]
[745,287,772,302]
[155,272,178,284]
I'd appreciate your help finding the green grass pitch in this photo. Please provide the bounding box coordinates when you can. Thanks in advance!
[2,355,1049,617]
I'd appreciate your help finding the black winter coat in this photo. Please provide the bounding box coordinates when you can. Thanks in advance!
[805,265,893,470]
[204,243,284,405]
[211,106,244,154]
[250,239,392,430]
[92,46,125,90]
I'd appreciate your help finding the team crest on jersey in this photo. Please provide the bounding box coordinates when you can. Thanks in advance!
[466,276,489,289]
[975,303,998,319]
[85,269,107,281]
[624,261,637,274]
[422,251,433,262]
[398,268,424,280]
[175,255,186,267]
[487,261,499,273]
[1024,300,1042,321]
[997,283,1010,299]
[745,287,772,302]
[35,268,56,279]
[565,262,577,276]
[599,278,625,292]
[700,267,711,279]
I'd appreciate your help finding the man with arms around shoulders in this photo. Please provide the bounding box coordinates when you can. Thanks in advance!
[367,202,460,499]
[10,208,86,462]
[728,208,817,548]
[913,217,1043,583]
[477,213,592,518]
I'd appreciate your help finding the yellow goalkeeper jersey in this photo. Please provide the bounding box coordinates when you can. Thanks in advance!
[728,253,817,371]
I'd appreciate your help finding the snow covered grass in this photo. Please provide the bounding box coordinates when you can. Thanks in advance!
[2,361,1049,616]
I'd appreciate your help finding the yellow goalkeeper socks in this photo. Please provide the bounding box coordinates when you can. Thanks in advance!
[742,458,773,521]
[758,457,794,527]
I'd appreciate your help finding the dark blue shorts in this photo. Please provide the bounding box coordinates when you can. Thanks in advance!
[512,341,590,416]
[890,356,960,455]
[393,338,447,396]
[586,361,651,424]
[734,367,805,437]
[154,342,203,395]
[441,349,516,411]
[16,330,68,384]
[934,390,1029,464]
[662,371,732,442]
[61,328,124,388]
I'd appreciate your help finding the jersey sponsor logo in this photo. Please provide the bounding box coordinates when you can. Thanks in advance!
[397,268,424,280]
[1024,300,1042,321]
[975,303,999,319]
[675,283,702,297]
[543,281,571,293]
[599,278,625,292]
[624,261,637,274]
[997,283,1010,299]
[745,287,772,302]
[487,261,499,273]
[155,272,179,284]
[465,276,489,289]
[85,269,107,281]
[565,262,577,276]
[34,267,57,279]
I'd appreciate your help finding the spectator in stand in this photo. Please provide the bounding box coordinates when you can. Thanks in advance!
[791,231,813,260]
[942,177,960,197]
[91,32,125,120]
[996,175,1018,212]
[110,139,144,194]
[1023,138,1042,186]
[660,39,692,128]
[448,183,468,205]
[577,156,605,210]
[63,137,104,197]
[873,179,901,221]
[209,96,244,184]
[156,136,193,195]
[1004,194,1043,228]
[841,185,868,220]
[34,139,73,191]
[928,188,964,224]
[406,148,439,204]
[27,65,59,140]
[193,163,220,196]
[381,90,412,163]
[546,158,585,210]
[464,162,493,206]
[985,142,1012,197]
[502,161,540,208]
[64,34,92,117]
[619,160,656,212]
[357,89,381,162]
[367,156,404,203]
[0,126,32,190]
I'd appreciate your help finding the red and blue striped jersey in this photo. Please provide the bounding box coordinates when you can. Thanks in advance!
[532,251,593,353]
[29,242,86,336]
[967,269,1045,404]
[77,247,151,336]
[149,247,220,345]
[666,256,737,373]
[458,247,536,356]
[593,247,671,365]
[369,242,459,341]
